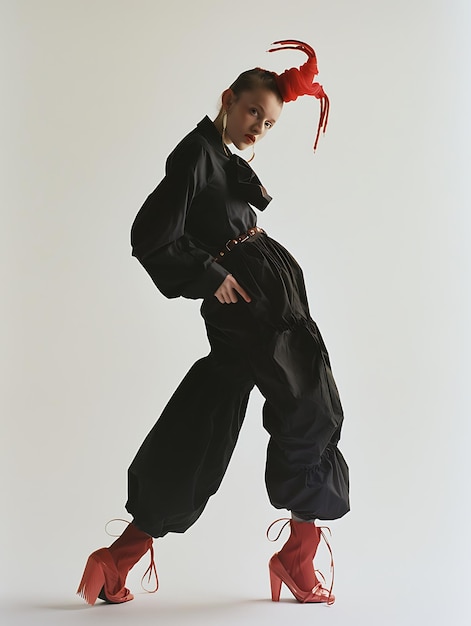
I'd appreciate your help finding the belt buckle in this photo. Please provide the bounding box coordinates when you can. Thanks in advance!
[224,229,254,252]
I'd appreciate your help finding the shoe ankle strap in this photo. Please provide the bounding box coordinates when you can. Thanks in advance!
[318,526,335,605]
[266,518,291,542]
[141,543,158,593]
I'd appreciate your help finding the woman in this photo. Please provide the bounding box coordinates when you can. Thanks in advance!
[77,39,349,607]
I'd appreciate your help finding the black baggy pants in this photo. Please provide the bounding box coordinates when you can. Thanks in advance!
[126,233,350,538]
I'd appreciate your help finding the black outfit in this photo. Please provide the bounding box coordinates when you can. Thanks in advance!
[126,116,349,538]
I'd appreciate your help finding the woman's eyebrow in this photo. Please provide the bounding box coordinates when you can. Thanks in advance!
[251,103,277,123]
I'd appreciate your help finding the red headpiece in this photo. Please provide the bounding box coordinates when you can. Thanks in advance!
[268,39,329,152]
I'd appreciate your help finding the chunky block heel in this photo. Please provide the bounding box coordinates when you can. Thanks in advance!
[269,565,283,601]
[77,551,105,605]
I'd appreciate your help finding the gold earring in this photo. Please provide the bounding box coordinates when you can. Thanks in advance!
[247,143,255,163]
[221,111,230,157]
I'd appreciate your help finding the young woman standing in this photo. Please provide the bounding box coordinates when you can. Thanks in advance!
[77,39,349,607]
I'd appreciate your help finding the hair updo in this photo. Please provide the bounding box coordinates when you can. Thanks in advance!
[229,68,283,103]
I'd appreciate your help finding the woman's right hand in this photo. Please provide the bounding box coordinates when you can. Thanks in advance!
[214,274,251,304]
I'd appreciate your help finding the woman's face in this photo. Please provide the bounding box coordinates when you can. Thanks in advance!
[224,87,283,151]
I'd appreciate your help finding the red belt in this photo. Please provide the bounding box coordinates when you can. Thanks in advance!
[214,226,265,262]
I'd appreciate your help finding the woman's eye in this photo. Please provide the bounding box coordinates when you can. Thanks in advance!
[249,108,258,116]
[265,121,273,129]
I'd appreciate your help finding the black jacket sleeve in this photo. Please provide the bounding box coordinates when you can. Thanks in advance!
[131,138,229,299]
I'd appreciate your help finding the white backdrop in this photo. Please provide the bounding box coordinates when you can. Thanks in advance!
[2,1,470,625]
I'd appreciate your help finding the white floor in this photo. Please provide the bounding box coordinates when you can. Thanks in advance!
[2,585,468,626]
[2,522,470,626]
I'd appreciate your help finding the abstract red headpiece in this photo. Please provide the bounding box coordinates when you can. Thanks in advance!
[268,39,329,152]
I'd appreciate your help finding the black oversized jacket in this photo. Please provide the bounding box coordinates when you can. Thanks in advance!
[131,116,272,300]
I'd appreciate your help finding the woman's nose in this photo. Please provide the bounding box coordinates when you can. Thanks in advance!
[252,120,264,134]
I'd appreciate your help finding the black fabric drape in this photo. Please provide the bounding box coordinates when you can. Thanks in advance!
[126,117,350,537]
[130,116,270,299]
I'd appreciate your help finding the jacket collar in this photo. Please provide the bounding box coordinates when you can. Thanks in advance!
[197,116,272,211]
[197,116,230,157]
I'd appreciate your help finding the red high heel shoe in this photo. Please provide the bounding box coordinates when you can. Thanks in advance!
[77,520,157,605]
[77,547,134,604]
[267,518,335,605]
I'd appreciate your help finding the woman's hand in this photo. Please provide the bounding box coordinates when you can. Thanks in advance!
[214,274,251,304]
